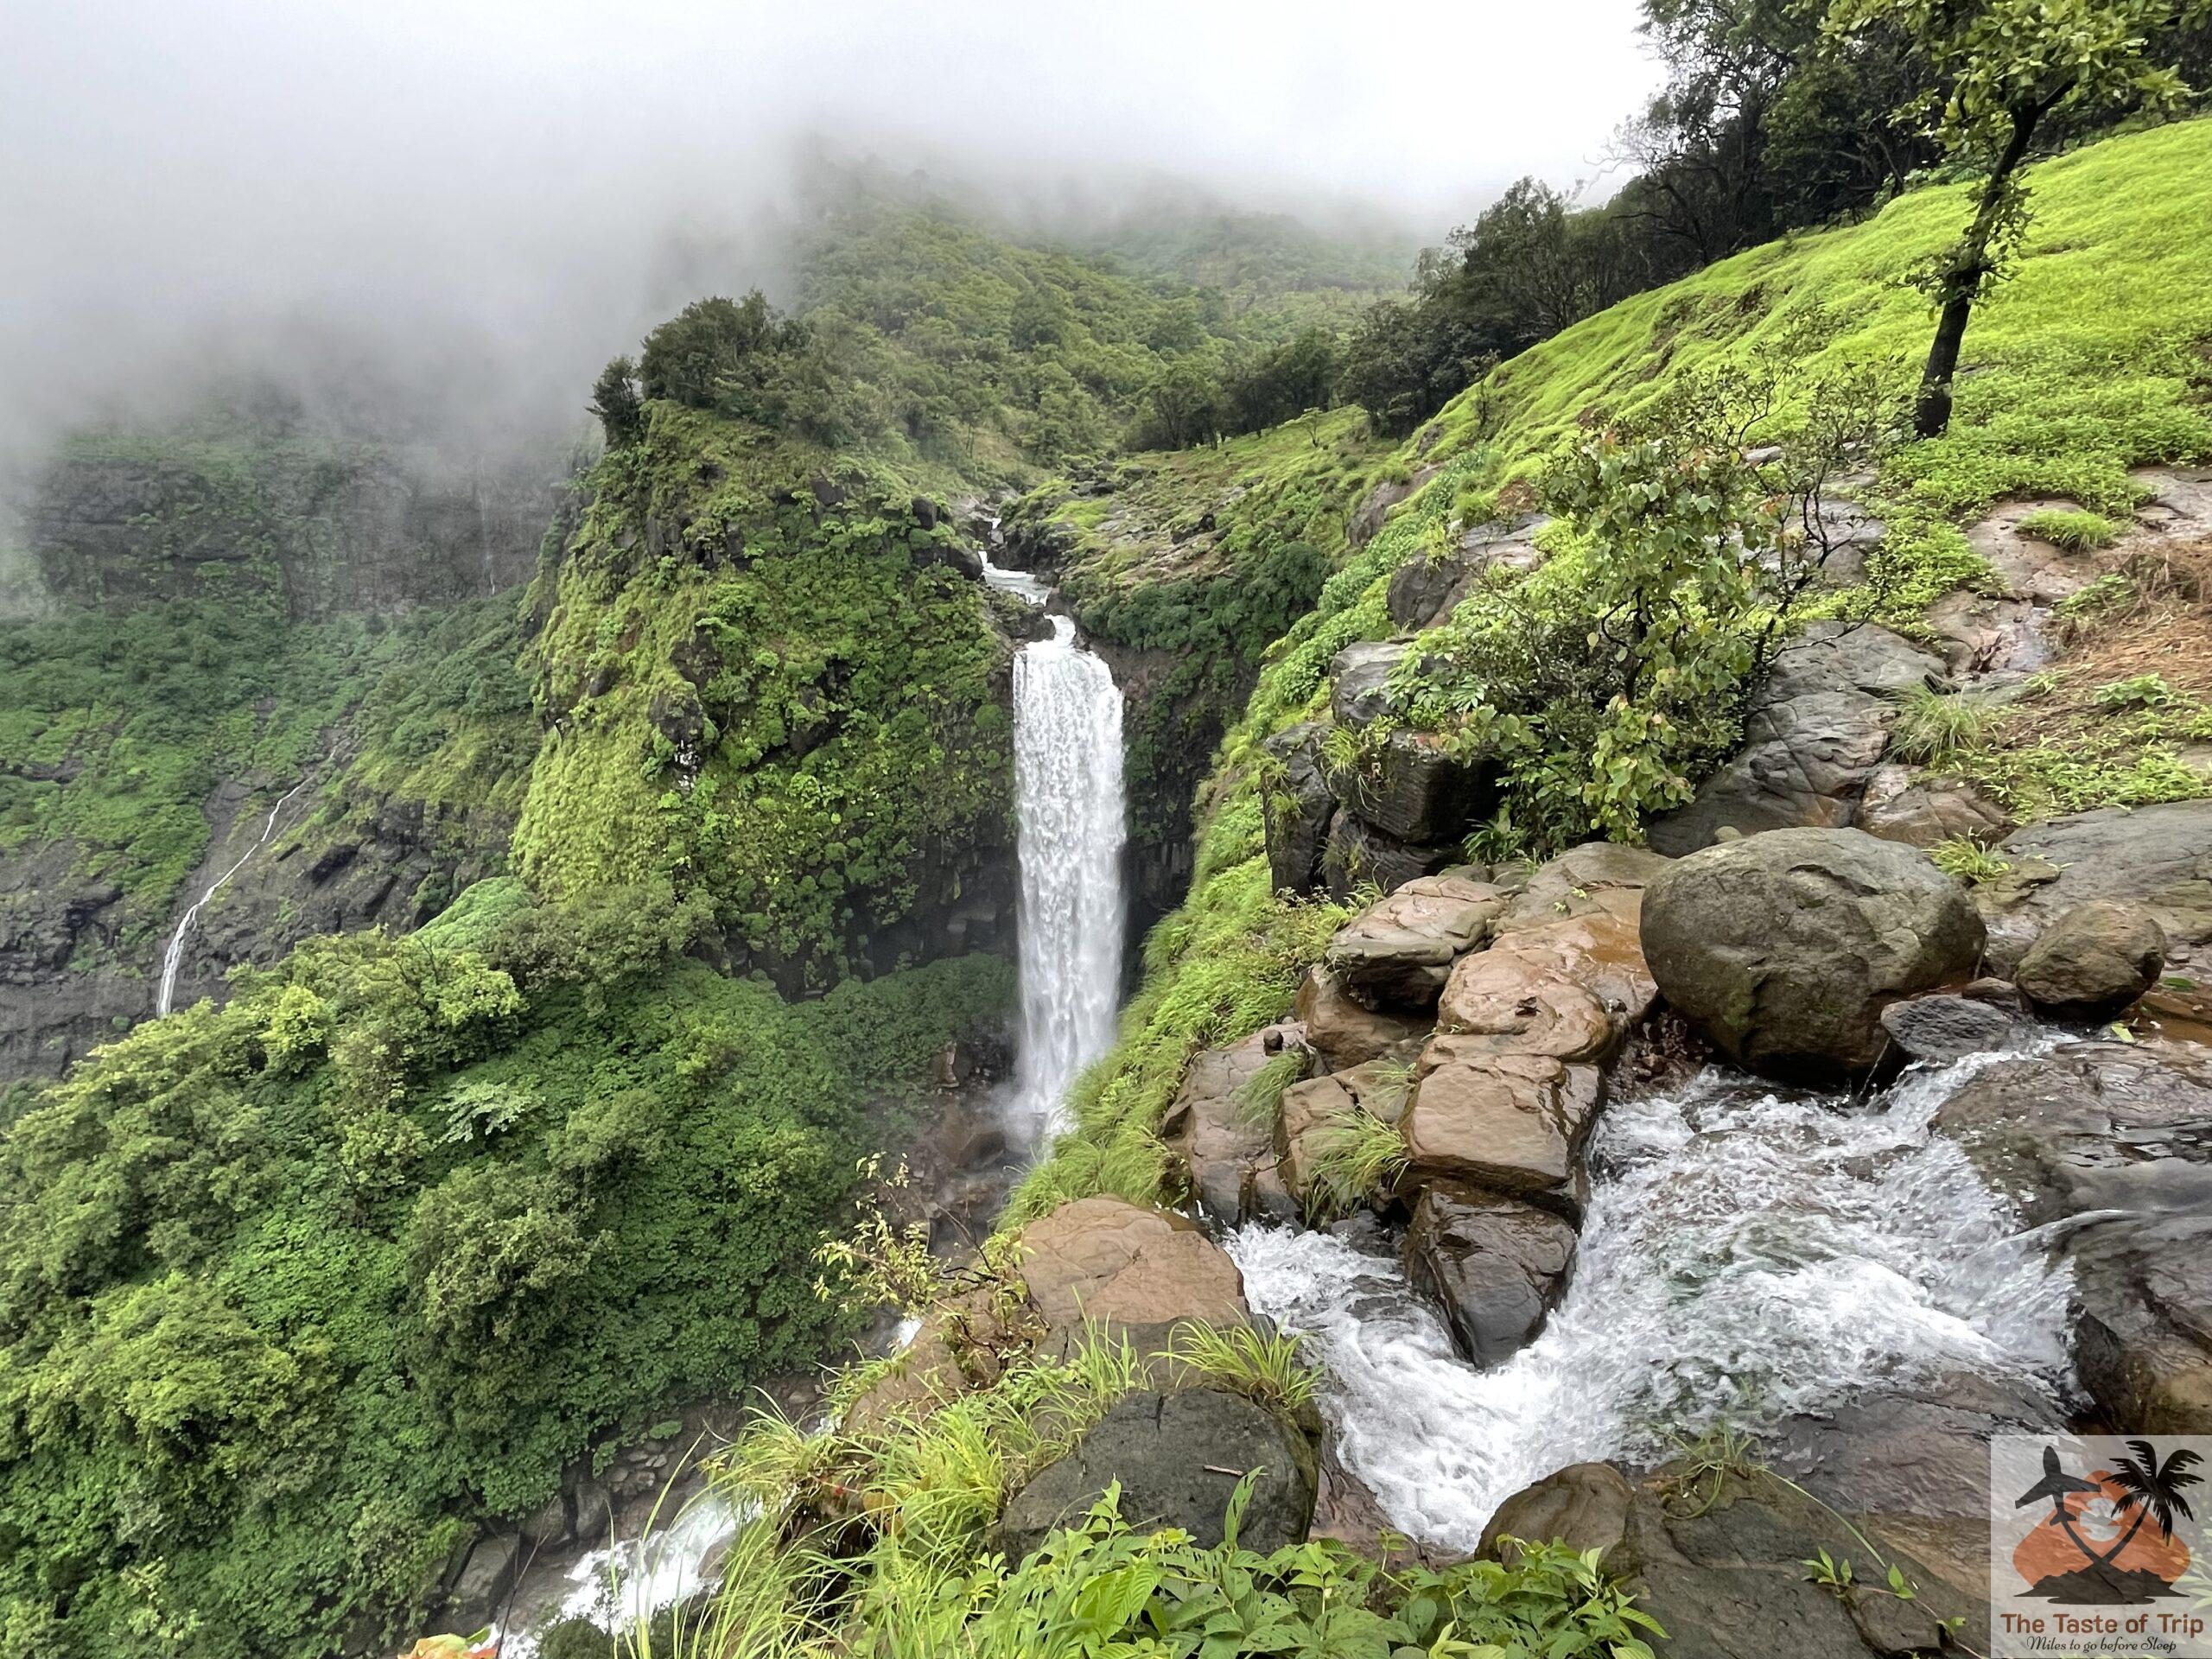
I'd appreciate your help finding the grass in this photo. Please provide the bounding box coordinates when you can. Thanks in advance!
[1162,1322,1325,1415]
[1301,1099,1411,1224]
[1929,836,2013,884]
[1887,683,2000,766]
[1233,1048,1308,1129]
[2018,507,2122,552]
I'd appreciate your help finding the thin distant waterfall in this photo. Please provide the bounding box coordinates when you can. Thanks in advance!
[156,774,315,1016]
[1009,613,1127,1138]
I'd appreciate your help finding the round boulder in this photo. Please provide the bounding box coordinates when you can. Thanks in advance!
[1640,828,1985,1076]
[2013,899,2166,1020]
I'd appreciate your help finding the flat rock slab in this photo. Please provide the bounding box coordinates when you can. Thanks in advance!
[1325,870,1508,1012]
[1981,799,2212,976]
[1402,1047,1603,1217]
[1018,1196,1250,1351]
[1434,956,1618,1063]
[995,1388,1318,1560]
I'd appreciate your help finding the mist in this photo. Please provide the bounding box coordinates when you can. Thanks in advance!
[0,0,1661,466]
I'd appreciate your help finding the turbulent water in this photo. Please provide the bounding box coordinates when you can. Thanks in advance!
[1008,612,1126,1136]
[1229,1049,2075,1552]
[156,773,315,1016]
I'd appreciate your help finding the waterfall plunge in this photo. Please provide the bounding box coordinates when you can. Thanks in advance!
[1009,613,1127,1138]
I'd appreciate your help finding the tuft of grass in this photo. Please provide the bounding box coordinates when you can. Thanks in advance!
[1163,1321,1324,1415]
[1302,1101,1410,1224]
[2017,507,2120,553]
[1887,684,1999,766]
[1929,836,2013,885]
[1233,1049,1308,1129]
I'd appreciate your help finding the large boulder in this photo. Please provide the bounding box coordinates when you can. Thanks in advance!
[1433,957,1617,1063]
[995,1388,1318,1560]
[1404,1182,1577,1368]
[1401,1046,1604,1218]
[1160,1028,1300,1228]
[1017,1197,1250,1354]
[1294,965,1427,1071]
[1979,799,2212,976]
[1648,623,1947,856]
[2012,899,2166,1019]
[1640,828,1985,1077]
[1934,1042,2212,1432]
[1329,641,1408,728]
[1323,869,1508,1011]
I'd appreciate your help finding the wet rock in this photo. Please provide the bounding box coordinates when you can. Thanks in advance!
[1404,1183,1577,1368]
[1161,1027,1301,1226]
[1980,800,2212,976]
[1855,764,2011,849]
[1479,1461,1631,1563]
[1324,870,1508,1011]
[1432,957,1618,1063]
[1262,723,1334,896]
[1294,964,1427,1071]
[1402,1048,1605,1218]
[1329,641,1408,728]
[1387,548,1487,631]
[1337,730,1497,845]
[1017,1196,1250,1352]
[1878,993,2034,1065]
[1320,810,1459,903]
[1275,1063,1404,1212]
[1492,841,1672,934]
[1648,624,1947,855]
[1641,828,1986,1077]
[1935,1042,2212,1432]
[1480,891,1658,1031]
[2012,899,2166,1019]
[996,1388,1318,1560]
[448,1530,524,1624]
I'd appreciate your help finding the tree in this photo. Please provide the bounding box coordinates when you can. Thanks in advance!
[588,356,644,448]
[1824,0,2208,436]
[2095,1440,2202,1566]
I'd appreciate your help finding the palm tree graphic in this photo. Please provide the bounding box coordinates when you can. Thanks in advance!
[2091,1440,2202,1569]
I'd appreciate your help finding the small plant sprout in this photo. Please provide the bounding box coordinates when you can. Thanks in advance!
[1802,1548,1854,1597]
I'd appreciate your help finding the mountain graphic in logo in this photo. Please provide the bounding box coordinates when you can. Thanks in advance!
[2010,1440,2202,1605]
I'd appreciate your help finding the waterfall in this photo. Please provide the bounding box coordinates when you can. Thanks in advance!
[156,774,315,1017]
[1229,1046,2075,1552]
[1007,602,1127,1140]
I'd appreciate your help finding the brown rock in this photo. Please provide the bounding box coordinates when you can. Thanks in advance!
[1402,1048,1604,1217]
[1433,955,1617,1063]
[1480,1461,1632,1565]
[1017,1197,1250,1350]
[1324,871,1508,1011]
[2014,899,2167,1019]
[1294,965,1427,1071]
[1160,1027,1301,1227]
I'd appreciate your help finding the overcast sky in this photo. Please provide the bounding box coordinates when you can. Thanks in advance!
[0,0,1660,454]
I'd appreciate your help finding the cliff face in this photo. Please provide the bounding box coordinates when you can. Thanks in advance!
[29,436,551,617]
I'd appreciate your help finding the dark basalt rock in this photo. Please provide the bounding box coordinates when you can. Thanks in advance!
[1320,810,1459,904]
[2012,899,2166,1019]
[1878,992,2036,1065]
[1262,722,1334,897]
[1979,799,2212,977]
[995,1389,1318,1560]
[1642,828,1985,1077]
[1404,1183,1577,1368]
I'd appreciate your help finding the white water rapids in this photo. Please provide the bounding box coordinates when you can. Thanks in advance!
[1005,603,1127,1137]
[1229,1048,2076,1553]
[156,773,315,1016]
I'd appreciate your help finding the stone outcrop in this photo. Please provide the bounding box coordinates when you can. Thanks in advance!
[1935,1041,2212,1432]
[1016,1196,1252,1353]
[1323,869,1508,1010]
[1641,828,1986,1076]
[1648,622,1948,855]
[1977,799,2212,977]
[997,1388,1319,1559]
[1404,1183,1577,1367]
[2012,899,2167,1019]
[1294,965,1427,1071]
[1161,1027,1301,1226]
[1262,722,1335,896]
[1275,1061,1408,1212]
[1401,1049,1604,1218]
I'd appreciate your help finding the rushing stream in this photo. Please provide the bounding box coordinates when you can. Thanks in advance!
[1005,602,1127,1136]
[1229,1047,2077,1552]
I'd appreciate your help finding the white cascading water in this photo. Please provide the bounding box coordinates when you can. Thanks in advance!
[1005,601,1127,1138]
[156,773,315,1016]
[1229,1047,2077,1553]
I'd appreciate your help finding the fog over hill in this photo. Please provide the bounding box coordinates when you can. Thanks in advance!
[0,0,1657,461]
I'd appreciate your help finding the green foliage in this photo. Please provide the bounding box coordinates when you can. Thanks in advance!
[1233,1050,1308,1130]
[590,357,645,448]
[1300,1101,1412,1225]
[0,883,1011,1656]
[1887,684,1998,764]
[1929,836,2012,883]
[2018,506,2120,551]
[1162,1323,1325,1416]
